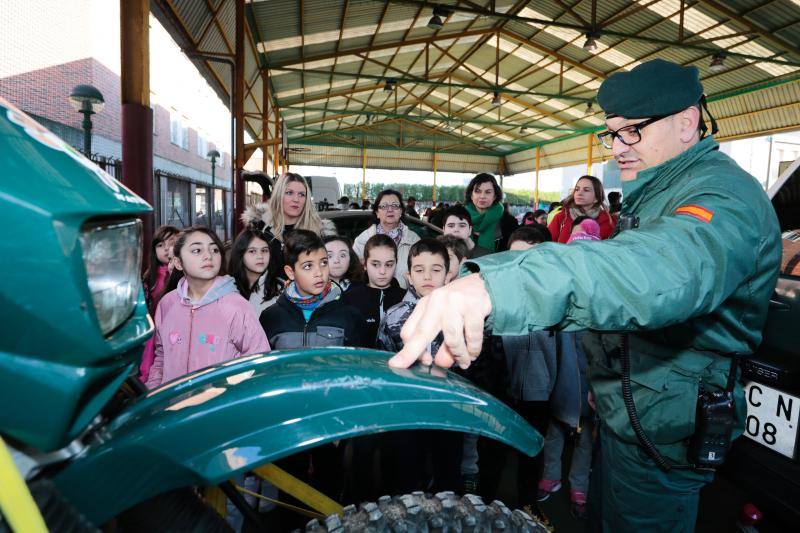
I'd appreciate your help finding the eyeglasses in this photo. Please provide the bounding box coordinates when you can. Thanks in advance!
[378,203,401,211]
[597,115,669,149]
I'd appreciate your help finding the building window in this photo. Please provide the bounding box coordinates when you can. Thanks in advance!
[195,186,209,226]
[211,188,226,240]
[197,135,208,158]
[164,177,190,228]
[170,114,189,150]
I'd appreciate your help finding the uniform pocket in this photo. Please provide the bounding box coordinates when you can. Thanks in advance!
[627,351,705,444]
[312,326,345,347]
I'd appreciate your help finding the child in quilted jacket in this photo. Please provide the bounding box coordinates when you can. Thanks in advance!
[145,226,270,389]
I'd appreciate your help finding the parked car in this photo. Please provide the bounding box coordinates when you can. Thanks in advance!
[320,209,443,240]
[0,97,544,531]
[722,155,800,527]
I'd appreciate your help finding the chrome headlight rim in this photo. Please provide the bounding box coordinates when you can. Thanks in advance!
[79,218,143,336]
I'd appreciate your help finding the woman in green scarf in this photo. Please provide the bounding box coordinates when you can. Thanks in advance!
[464,173,504,253]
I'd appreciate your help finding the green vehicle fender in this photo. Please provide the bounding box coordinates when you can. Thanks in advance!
[54,348,542,524]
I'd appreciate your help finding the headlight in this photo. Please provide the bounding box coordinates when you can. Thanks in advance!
[80,219,143,335]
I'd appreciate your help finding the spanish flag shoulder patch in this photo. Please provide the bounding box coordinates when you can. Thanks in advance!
[675,204,714,223]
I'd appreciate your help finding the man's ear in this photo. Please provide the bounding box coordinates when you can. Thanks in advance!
[284,265,295,281]
[679,106,702,142]
[404,271,412,286]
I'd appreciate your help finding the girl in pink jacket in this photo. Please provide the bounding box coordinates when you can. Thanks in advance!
[146,226,271,389]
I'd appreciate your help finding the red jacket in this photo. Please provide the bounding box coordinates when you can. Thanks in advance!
[548,209,615,244]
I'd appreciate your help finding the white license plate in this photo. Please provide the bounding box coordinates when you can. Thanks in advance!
[744,381,800,459]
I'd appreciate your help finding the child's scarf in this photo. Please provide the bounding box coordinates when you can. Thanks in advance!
[285,281,332,313]
[465,202,503,251]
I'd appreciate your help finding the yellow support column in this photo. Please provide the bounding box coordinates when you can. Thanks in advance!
[361,142,367,202]
[432,149,438,203]
[534,146,541,209]
[586,133,594,175]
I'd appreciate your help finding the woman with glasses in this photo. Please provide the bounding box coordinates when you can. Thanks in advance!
[548,175,615,243]
[353,189,420,288]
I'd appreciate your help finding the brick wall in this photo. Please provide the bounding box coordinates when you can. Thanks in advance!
[1,39,230,179]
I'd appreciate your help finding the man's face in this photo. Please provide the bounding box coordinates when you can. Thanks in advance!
[404,252,447,297]
[606,114,687,182]
[443,215,471,240]
[285,248,329,296]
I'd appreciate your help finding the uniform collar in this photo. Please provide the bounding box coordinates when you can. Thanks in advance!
[621,136,718,213]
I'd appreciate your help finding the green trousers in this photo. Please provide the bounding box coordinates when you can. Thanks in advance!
[588,424,714,533]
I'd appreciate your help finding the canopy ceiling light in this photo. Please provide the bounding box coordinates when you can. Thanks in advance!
[384,78,396,92]
[586,101,595,115]
[427,5,452,30]
[583,34,598,52]
[709,53,726,73]
[520,126,529,134]
[491,91,502,107]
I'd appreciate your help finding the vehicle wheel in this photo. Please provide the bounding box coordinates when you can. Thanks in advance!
[304,491,551,532]
[115,488,232,532]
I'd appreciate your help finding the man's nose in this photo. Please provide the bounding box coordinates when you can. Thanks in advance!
[612,136,631,157]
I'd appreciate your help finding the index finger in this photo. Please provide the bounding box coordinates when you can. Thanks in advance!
[388,296,444,368]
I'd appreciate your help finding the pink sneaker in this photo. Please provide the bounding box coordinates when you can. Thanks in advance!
[536,479,562,502]
[570,490,588,520]
[570,489,587,505]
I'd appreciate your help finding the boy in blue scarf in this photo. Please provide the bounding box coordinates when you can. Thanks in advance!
[259,230,365,516]
[260,230,364,349]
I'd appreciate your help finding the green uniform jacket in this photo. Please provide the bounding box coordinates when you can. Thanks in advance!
[468,137,780,461]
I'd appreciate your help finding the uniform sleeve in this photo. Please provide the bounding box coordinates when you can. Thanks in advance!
[233,305,271,356]
[468,189,762,335]
[145,303,166,389]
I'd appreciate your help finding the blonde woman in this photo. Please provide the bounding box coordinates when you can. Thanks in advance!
[249,173,326,288]
[264,173,322,238]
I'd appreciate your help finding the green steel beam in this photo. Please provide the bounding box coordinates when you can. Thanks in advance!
[502,71,800,156]
[289,127,527,148]
[272,67,593,103]
[284,106,578,132]
[380,0,800,67]
[289,138,506,157]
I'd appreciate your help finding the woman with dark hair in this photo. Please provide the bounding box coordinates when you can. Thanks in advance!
[465,173,504,253]
[353,189,420,288]
[548,175,615,243]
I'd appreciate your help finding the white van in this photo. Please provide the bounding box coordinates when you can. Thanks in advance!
[305,176,340,209]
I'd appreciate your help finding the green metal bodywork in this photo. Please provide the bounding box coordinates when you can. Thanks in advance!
[53,348,543,524]
[1,98,542,525]
[0,98,152,451]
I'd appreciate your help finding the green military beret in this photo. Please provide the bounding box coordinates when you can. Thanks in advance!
[597,59,704,119]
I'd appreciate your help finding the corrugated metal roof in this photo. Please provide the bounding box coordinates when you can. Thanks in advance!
[152,0,800,174]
